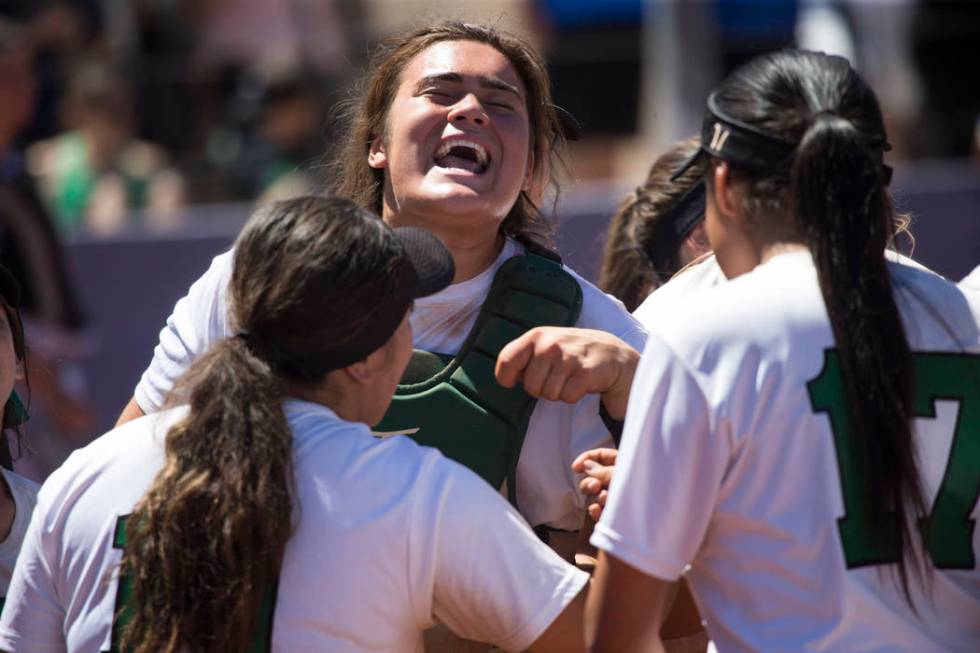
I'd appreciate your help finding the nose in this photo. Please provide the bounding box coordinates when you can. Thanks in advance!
[447,94,487,126]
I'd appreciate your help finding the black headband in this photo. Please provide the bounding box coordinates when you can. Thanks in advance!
[644,180,706,275]
[672,91,797,182]
[672,91,893,186]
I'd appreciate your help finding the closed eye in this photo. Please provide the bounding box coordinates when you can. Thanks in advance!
[423,87,456,101]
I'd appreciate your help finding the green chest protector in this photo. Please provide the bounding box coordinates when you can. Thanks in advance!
[372,251,583,503]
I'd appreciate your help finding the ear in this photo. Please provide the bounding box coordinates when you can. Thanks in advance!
[711,160,740,224]
[685,221,712,258]
[342,358,373,385]
[340,345,388,385]
[367,135,388,170]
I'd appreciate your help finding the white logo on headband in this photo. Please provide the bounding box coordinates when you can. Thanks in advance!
[710,122,731,152]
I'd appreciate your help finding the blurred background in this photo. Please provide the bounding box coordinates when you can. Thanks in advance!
[1,0,977,480]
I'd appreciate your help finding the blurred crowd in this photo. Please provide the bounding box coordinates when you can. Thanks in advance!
[0,0,978,482]
[1,0,978,239]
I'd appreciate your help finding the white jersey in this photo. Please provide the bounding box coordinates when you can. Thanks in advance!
[0,400,587,653]
[0,468,39,605]
[133,238,647,530]
[593,251,980,652]
[962,264,980,293]
[632,254,727,330]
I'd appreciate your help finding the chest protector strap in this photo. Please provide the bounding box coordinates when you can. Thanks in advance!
[373,252,583,506]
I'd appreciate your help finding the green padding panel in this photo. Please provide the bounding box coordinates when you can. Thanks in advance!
[451,349,524,423]
[373,254,583,502]
[400,351,454,385]
[495,291,571,328]
[472,317,527,358]
[385,387,510,487]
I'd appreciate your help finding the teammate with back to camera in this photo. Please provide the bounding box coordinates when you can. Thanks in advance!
[115,22,646,553]
[0,196,592,652]
[0,265,41,615]
[585,50,980,652]
[598,137,712,314]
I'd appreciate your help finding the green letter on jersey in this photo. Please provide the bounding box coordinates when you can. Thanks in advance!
[105,515,277,652]
[808,350,980,570]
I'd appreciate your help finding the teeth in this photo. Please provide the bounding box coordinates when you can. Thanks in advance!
[435,139,489,166]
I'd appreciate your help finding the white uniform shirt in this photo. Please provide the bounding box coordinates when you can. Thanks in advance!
[133,238,647,530]
[962,264,980,293]
[0,400,588,653]
[632,254,727,329]
[594,251,980,652]
[0,468,39,605]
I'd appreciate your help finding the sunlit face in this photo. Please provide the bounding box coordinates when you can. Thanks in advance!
[368,40,533,232]
[0,307,24,407]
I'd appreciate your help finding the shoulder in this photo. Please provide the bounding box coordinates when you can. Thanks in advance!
[889,259,980,350]
[650,253,829,382]
[562,264,648,349]
[287,400,457,501]
[36,409,183,517]
[507,239,647,349]
[0,468,38,510]
[961,264,980,292]
[633,254,727,329]
[197,249,235,292]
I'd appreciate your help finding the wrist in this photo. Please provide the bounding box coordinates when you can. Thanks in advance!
[599,347,639,420]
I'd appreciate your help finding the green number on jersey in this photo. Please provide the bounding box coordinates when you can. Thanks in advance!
[104,515,278,652]
[808,350,980,570]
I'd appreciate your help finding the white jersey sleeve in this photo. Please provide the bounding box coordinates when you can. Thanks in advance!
[419,458,588,650]
[0,478,66,653]
[133,251,234,412]
[591,330,728,581]
[0,469,40,599]
[962,264,980,292]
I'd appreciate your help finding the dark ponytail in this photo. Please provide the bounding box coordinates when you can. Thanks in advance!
[121,196,404,652]
[792,111,924,602]
[711,51,925,603]
[121,336,292,653]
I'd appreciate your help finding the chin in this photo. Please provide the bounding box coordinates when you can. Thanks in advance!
[410,186,509,224]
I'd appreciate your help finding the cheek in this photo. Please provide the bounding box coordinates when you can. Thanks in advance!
[0,343,19,394]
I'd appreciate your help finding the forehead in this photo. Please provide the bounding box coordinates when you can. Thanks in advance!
[400,40,527,96]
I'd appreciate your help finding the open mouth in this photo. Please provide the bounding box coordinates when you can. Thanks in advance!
[433,139,490,174]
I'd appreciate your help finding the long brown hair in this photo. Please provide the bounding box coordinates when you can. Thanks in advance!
[330,21,564,247]
[598,138,705,311]
[713,50,924,603]
[120,196,404,652]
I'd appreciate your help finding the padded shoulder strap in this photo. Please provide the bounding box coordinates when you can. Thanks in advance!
[373,252,583,504]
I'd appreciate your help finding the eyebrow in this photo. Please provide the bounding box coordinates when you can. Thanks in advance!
[415,72,524,99]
